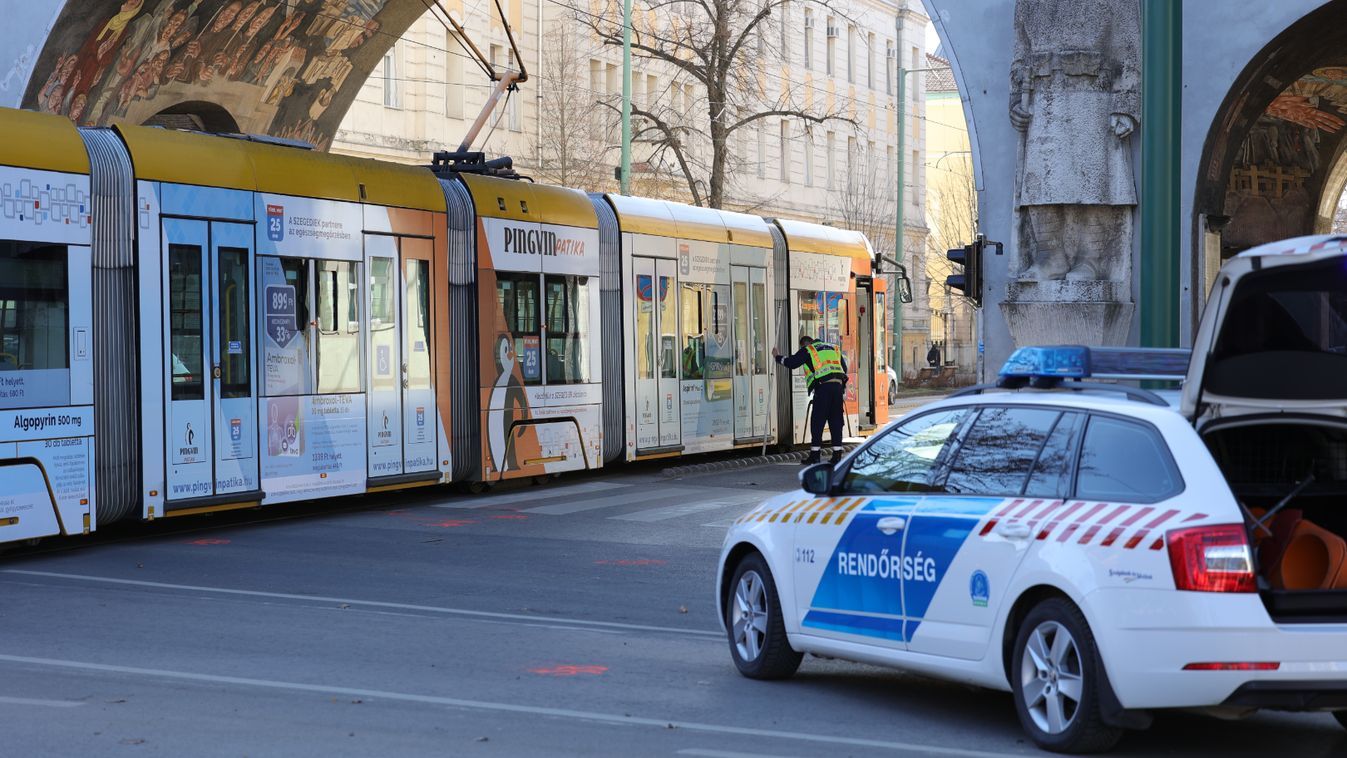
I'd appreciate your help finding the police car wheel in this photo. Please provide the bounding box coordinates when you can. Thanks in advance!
[726,553,801,680]
[1011,598,1122,754]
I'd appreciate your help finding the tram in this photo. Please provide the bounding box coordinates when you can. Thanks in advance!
[0,105,898,547]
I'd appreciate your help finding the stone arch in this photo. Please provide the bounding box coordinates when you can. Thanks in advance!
[20,0,427,151]
[144,100,241,133]
[1195,0,1347,259]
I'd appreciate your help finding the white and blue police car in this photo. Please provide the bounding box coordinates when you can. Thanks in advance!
[718,234,1347,753]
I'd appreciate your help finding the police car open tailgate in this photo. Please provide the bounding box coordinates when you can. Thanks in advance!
[1182,234,1347,424]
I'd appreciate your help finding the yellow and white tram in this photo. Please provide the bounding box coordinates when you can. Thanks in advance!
[0,105,899,547]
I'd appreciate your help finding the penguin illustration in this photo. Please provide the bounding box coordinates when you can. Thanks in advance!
[487,335,529,475]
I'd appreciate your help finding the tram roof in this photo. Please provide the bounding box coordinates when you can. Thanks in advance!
[773,218,874,261]
[112,124,446,212]
[0,108,90,175]
[604,195,774,248]
[459,173,597,229]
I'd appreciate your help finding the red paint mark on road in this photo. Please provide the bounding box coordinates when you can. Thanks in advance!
[426,519,477,528]
[594,559,667,566]
[186,538,230,545]
[490,514,528,520]
[529,664,608,676]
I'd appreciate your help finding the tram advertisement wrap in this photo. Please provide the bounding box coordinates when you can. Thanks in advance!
[261,394,365,504]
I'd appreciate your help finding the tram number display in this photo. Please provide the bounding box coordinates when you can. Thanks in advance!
[265,285,298,347]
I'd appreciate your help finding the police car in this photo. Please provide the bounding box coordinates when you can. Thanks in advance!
[718,234,1347,753]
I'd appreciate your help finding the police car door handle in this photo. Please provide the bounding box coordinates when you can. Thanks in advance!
[876,516,906,535]
[996,521,1032,540]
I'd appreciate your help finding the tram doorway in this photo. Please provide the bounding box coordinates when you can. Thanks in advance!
[163,219,260,505]
[366,234,438,480]
[633,257,681,452]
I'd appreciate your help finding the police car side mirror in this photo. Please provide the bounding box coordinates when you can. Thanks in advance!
[800,463,833,495]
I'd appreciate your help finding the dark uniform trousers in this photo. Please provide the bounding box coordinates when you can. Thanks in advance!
[811,379,845,450]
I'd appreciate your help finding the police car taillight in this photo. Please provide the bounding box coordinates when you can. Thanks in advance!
[1166,524,1257,593]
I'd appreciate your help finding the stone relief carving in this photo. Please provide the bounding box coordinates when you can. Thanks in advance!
[1010,0,1140,283]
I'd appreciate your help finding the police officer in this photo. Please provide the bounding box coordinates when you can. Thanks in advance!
[773,335,848,465]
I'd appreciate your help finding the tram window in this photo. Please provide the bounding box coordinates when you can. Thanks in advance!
[752,281,767,375]
[544,275,591,384]
[0,241,69,375]
[280,257,311,337]
[659,275,678,380]
[876,291,887,370]
[680,283,704,380]
[316,260,362,394]
[217,247,250,399]
[733,280,749,377]
[370,257,396,331]
[705,284,732,399]
[635,274,654,381]
[404,259,432,391]
[496,273,541,385]
[798,290,821,342]
[168,244,204,401]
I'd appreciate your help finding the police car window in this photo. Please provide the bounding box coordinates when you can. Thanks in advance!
[943,407,1060,497]
[1075,416,1182,503]
[841,408,971,494]
[1024,412,1085,498]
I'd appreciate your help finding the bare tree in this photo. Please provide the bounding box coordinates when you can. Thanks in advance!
[573,0,854,208]
[829,138,896,262]
[529,24,618,191]
[925,153,977,294]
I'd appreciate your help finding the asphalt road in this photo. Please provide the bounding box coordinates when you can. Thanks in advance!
[1,458,1345,757]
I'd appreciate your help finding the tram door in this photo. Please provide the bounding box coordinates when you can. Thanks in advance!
[366,234,438,478]
[400,237,436,472]
[856,279,876,429]
[164,219,259,503]
[732,266,769,441]
[366,234,402,477]
[633,257,680,451]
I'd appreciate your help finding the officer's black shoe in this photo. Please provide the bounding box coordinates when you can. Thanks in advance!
[801,451,822,466]
[829,450,844,465]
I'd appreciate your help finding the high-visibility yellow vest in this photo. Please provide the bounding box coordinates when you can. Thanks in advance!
[804,341,845,384]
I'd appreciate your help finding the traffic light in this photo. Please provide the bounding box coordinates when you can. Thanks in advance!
[946,235,984,307]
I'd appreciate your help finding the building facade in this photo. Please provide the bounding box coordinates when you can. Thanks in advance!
[331,0,934,378]
[922,53,978,380]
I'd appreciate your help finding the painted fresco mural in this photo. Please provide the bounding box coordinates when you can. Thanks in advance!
[1224,66,1347,251]
[22,0,423,150]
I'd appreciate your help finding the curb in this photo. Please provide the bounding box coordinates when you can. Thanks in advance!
[660,447,858,478]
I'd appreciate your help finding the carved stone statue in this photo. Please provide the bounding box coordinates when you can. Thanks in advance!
[1010,0,1140,282]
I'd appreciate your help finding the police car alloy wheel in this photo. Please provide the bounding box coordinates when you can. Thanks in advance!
[1011,598,1121,754]
[726,553,802,679]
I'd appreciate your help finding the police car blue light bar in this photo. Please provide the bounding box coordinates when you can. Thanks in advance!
[999,345,1192,384]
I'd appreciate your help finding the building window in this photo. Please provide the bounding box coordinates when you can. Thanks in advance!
[779,120,790,183]
[847,136,856,181]
[826,17,836,76]
[886,40,895,95]
[382,49,399,108]
[757,125,767,179]
[446,31,464,119]
[803,9,813,69]
[826,131,836,189]
[867,33,875,89]
[886,145,895,198]
[804,131,814,186]
[508,50,521,131]
[846,25,855,83]
[590,59,603,101]
[779,1,790,63]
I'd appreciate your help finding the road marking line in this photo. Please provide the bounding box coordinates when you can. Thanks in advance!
[0,653,1026,757]
[1,570,720,638]
[610,495,766,523]
[0,695,84,708]
[522,487,702,516]
[435,481,629,508]
[678,750,802,758]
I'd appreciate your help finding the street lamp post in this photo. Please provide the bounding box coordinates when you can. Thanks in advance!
[894,63,946,382]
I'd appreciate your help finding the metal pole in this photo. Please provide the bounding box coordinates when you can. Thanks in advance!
[620,0,633,195]
[1140,0,1181,347]
[895,66,906,382]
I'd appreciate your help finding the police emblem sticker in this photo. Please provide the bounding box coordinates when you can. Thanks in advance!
[970,570,990,607]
